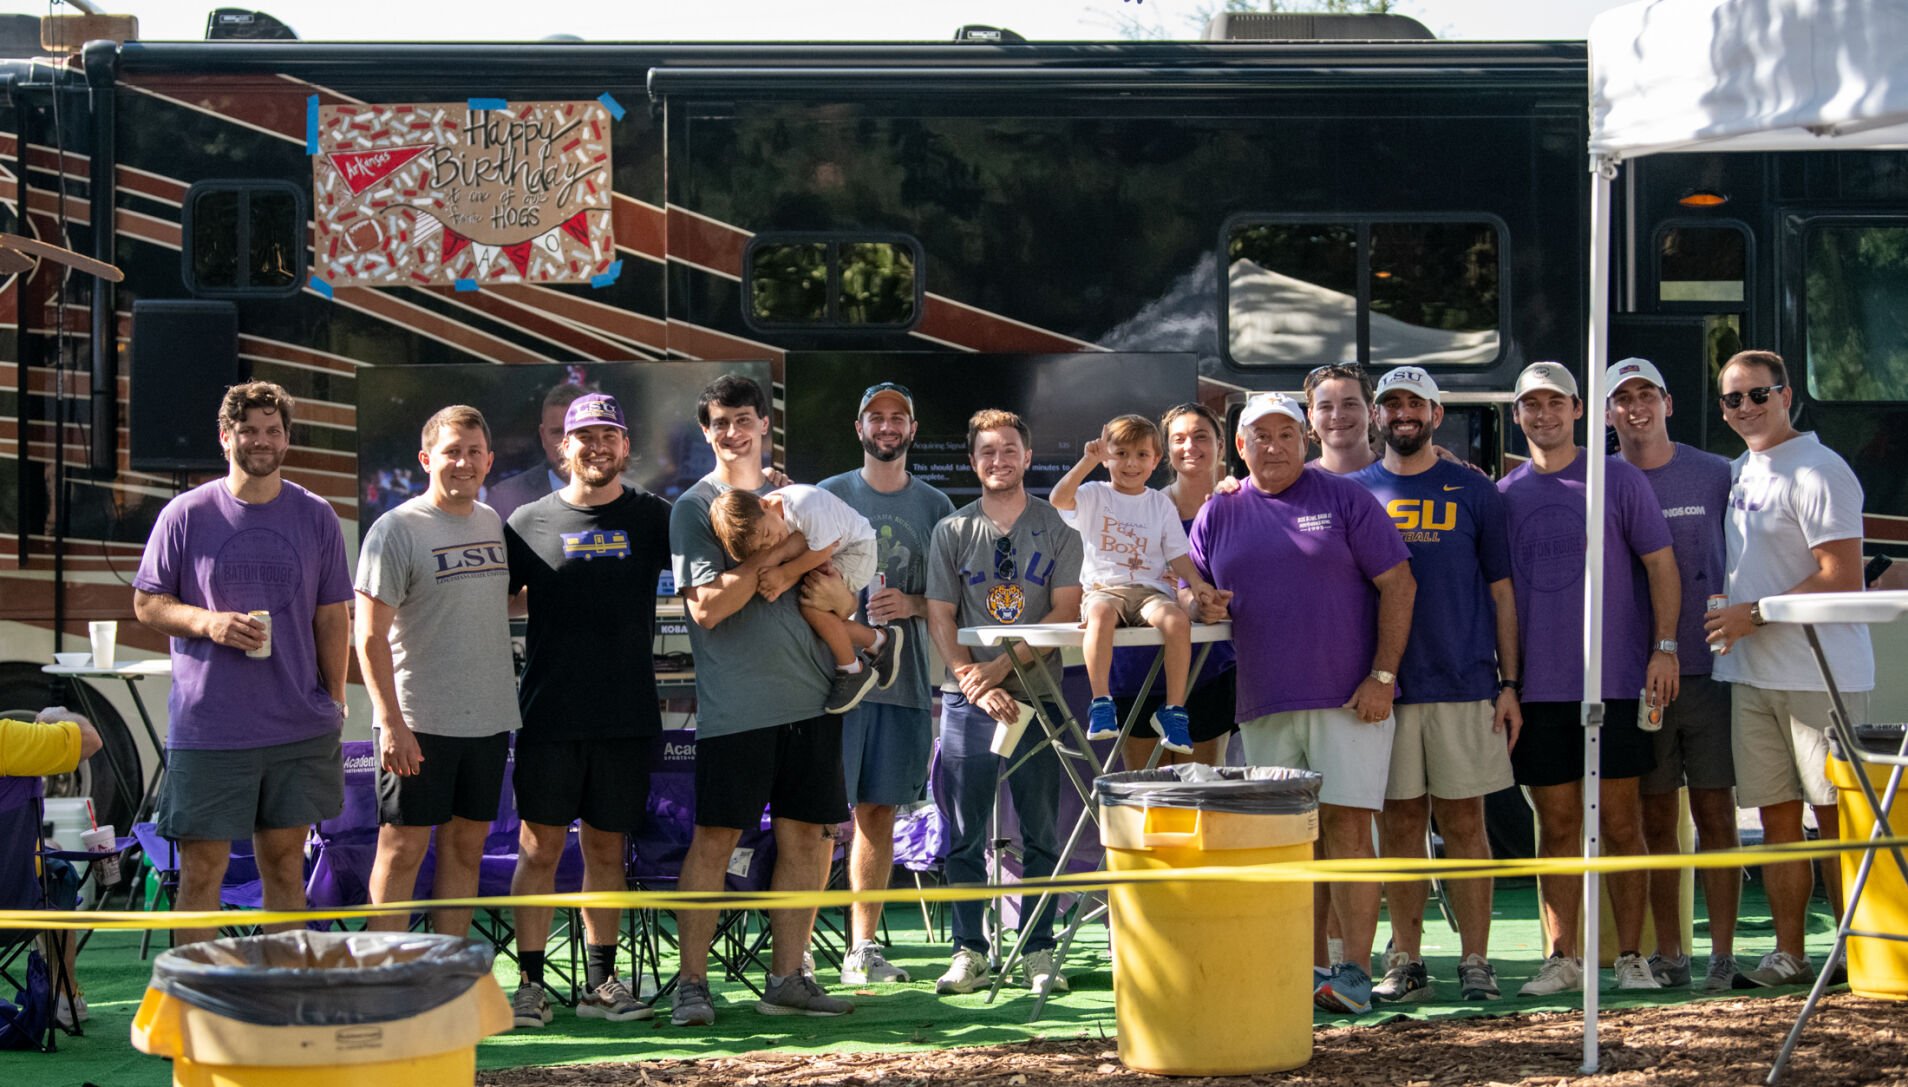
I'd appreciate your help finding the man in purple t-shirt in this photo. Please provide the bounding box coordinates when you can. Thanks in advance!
[133,381,352,946]
[1606,357,1741,993]
[1498,362,1680,998]
[1189,392,1415,1017]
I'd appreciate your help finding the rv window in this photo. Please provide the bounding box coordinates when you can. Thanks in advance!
[183,181,305,297]
[1659,226,1746,304]
[1226,218,1500,368]
[1805,223,1908,401]
[745,237,920,329]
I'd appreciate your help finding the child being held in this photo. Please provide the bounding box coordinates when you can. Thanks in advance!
[1051,414,1217,753]
[710,484,903,715]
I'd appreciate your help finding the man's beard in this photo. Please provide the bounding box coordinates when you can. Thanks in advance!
[566,452,629,486]
[233,447,284,478]
[1383,423,1431,457]
[861,432,912,463]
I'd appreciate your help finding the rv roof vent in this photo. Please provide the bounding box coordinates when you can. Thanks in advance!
[954,25,1027,44]
[206,8,298,40]
[1204,13,1434,41]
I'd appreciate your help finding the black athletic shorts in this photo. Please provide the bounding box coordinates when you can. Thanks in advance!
[1511,700,1655,788]
[1114,666,1240,745]
[694,715,847,830]
[377,729,511,827]
[514,734,660,835]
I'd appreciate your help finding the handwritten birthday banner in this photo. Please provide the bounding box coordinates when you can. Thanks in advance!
[311,100,614,288]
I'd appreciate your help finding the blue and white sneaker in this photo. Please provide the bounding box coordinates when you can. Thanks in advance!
[1087,696,1120,738]
[1314,961,1374,1015]
[1151,704,1194,754]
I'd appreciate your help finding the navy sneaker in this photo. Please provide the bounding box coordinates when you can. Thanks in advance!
[1087,696,1119,738]
[1152,704,1194,754]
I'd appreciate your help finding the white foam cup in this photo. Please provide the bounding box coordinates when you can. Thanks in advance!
[88,621,117,670]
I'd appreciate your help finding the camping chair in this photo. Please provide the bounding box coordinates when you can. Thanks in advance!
[468,748,589,1003]
[0,781,88,1050]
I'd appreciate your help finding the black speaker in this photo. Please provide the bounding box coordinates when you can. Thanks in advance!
[129,300,242,472]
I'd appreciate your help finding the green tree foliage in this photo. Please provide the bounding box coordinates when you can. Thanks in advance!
[1805,225,1908,401]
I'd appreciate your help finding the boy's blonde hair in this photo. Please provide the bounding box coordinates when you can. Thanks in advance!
[1103,413,1161,456]
[709,489,771,563]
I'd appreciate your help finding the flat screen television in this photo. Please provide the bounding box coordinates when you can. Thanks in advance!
[356,359,772,542]
[783,352,1199,499]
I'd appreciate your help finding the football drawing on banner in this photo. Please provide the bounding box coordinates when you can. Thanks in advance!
[310,98,614,288]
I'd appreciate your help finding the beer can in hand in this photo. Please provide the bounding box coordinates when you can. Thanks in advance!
[872,572,888,625]
[247,610,273,660]
[1706,593,1728,654]
[1638,689,1662,732]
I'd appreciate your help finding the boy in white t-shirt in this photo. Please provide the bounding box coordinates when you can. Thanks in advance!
[1052,414,1218,753]
[710,484,903,715]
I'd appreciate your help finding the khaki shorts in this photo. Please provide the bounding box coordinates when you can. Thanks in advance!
[1732,686,1868,809]
[1082,583,1176,625]
[1240,706,1394,811]
[1385,700,1515,802]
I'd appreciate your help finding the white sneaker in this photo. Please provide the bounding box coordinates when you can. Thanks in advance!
[802,949,817,979]
[935,948,990,995]
[1519,955,1585,997]
[1614,952,1662,990]
[54,993,88,1029]
[1021,948,1069,996]
[841,939,910,984]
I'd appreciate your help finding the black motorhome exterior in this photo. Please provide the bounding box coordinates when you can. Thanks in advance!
[1,34,1904,826]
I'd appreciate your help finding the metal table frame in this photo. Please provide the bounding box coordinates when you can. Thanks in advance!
[1758,590,1908,1086]
[956,620,1231,1019]
[40,659,171,826]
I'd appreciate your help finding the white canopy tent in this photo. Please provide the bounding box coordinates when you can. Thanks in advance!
[1582,0,1908,1072]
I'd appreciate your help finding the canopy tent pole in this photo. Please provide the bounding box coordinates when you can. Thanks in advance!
[1580,151,1619,1075]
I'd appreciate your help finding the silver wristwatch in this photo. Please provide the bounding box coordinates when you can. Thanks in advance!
[1369,669,1396,685]
[1653,639,1678,654]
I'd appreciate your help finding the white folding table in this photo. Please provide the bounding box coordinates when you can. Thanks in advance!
[41,658,172,825]
[956,620,1231,1017]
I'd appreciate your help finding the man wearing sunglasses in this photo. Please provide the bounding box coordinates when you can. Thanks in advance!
[1704,349,1872,990]
[926,408,1083,999]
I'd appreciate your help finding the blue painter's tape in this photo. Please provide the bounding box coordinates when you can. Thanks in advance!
[597,92,626,121]
[454,278,481,292]
[309,275,333,299]
[468,97,508,111]
[305,94,319,154]
[590,260,624,289]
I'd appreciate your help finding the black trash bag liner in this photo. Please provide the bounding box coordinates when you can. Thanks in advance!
[150,930,495,1027]
[1095,765,1322,815]
[1830,723,1908,759]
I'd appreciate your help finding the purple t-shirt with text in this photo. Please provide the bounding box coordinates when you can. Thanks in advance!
[1189,468,1410,720]
[1498,452,1672,702]
[133,479,353,750]
[1638,444,1731,676]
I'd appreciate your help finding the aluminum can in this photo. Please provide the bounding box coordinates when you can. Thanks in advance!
[1707,593,1729,653]
[247,609,272,660]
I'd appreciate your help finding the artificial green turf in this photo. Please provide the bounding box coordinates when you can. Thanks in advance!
[0,879,1852,1087]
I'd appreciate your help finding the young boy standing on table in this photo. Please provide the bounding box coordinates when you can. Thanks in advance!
[1051,413,1219,754]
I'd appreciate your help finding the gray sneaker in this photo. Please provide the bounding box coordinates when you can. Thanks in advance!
[1021,948,1069,996]
[578,976,653,1021]
[1458,954,1500,1000]
[1736,950,1813,989]
[824,665,879,714]
[1372,950,1433,1003]
[841,939,910,984]
[1703,953,1740,993]
[757,972,854,1016]
[1649,952,1691,987]
[936,948,990,995]
[869,625,905,690]
[511,983,552,1029]
[671,978,716,1027]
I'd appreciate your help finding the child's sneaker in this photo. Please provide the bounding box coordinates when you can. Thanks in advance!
[824,664,878,715]
[868,625,905,690]
[1086,696,1119,738]
[1151,704,1193,754]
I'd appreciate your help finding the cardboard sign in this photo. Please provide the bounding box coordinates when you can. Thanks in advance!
[311,100,614,288]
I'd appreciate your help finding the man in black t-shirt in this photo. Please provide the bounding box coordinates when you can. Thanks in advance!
[503,393,673,1028]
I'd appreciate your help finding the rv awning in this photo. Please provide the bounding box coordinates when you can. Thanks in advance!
[1589,0,1908,159]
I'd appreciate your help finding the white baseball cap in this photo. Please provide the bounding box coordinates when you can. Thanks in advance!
[1236,392,1307,434]
[1604,357,1668,398]
[1514,361,1579,400]
[1373,366,1441,404]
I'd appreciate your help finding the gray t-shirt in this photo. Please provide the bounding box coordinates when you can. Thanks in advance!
[818,470,957,710]
[670,475,832,737]
[353,496,521,738]
[926,496,1083,699]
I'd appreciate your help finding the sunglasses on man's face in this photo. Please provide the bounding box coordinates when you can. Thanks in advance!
[1719,384,1785,410]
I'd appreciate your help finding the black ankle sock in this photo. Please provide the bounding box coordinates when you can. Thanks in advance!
[520,950,545,989]
[587,944,617,990]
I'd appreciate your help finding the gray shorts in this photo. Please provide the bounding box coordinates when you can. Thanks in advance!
[156,731,344,841]
[1641,672,1736,796]
[841,701,933,808]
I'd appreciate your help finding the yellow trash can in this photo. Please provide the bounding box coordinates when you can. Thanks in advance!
[132,931,514,1086]
[1097,766,1322,1076]
[1827,724,1908,1001]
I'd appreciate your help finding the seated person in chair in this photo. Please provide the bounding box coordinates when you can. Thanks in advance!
[0,708,102,1027]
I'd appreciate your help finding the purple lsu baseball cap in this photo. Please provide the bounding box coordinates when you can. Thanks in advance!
[563,392,627,433]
